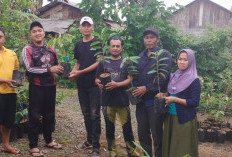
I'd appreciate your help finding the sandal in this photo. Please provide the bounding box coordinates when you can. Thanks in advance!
[2,147,21,154]
[45,142,62,149]
[29,150,44,157]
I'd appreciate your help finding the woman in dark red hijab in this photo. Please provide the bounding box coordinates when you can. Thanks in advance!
[162,49,201,157]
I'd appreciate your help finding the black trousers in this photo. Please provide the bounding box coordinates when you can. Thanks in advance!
[136,103,165,157]
[78,87,101,149]
[0,93,17,129]
[28,84,56,149]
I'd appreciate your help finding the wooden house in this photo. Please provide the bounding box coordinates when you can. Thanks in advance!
[37,0,124,35]
[38,0,81,20]
[168,0,232,34]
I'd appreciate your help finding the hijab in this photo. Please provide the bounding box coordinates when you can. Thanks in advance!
[168,49,198,94]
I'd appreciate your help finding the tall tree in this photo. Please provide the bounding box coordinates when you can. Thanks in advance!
[79,0,180,55]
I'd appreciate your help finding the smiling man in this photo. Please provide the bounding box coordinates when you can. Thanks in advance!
[22,21,63,157]
[95,36,139,157]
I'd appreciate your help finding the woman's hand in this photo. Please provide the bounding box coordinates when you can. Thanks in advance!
[165,96,176,106]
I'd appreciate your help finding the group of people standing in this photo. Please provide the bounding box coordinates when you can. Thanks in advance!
[0,16,200,157]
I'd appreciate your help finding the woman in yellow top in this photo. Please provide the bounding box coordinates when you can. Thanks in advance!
[0,27,20,154]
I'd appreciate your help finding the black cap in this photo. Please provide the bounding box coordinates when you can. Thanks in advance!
[143,27,159,38]
[30,21,43,31]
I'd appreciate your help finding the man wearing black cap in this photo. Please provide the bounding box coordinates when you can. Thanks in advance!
[132,27,172,157]
[69,16,102,157]
[22,21,63,157]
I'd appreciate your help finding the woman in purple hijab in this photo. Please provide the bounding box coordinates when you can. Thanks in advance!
[162,49,201,157]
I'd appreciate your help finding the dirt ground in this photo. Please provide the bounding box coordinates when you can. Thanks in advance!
[1,88,232,157]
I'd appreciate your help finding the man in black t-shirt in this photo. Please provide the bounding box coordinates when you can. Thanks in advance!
[69,16,102,157]
[95,36,139,157]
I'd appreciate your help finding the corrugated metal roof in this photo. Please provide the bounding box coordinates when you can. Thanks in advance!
[39,19,75,34]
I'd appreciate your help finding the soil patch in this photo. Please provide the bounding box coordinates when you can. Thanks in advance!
[1,89,232,157]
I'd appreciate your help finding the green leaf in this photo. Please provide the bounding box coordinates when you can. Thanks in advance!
[92,32,100,37]
[15,112,23,121]
[90,41,101,46]
[104,60,111,63]
[158,64,167,67]
[120,58,127,68]
[159,73,166,79]
[22,108,28,116]
[157,49,165,56]
[94,51,103,56]
[158,57,169,62]
[129,56,140,64]
[147,70,156,74]
[90,46,102,50]
[132,141,150,157]
[159,69,169,73]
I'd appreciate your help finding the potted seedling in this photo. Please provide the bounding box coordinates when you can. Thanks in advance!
[47,33,72,79]
[12,70,25,86]
[60,56,71,79]
[147,49,170,114]
[120,56,142,105]
[15,107,28,138]
[91,27,112,90]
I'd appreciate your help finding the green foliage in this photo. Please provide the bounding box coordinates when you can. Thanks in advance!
[199,76,232,120]
[47,25,83,88]
[56,91,68,105]
[192,27,232,120]
[120,56,140,76]
[15,86,29,123]
[17,86,29,105]
[15,108,28,123]
[0,0,38,67]
[79,0,181,56]
[91,27,112,57]
[179,27,232,79]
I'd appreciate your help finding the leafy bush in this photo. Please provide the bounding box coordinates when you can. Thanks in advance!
[179,27,232,79]
[47,25,83,88]
[16,86,29,123]
[0,0,38,68]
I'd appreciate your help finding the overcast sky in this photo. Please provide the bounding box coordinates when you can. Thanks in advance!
[44,0,232,10]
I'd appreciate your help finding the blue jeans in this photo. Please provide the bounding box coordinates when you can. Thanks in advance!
[78,87,101,149]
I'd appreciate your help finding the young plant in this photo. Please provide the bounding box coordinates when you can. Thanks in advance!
[147,49,169,93]
[120,56,140,76]
[132,141,150,157]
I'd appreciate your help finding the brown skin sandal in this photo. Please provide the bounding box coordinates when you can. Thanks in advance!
[45,142,62,149]
[29,150,44,157]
